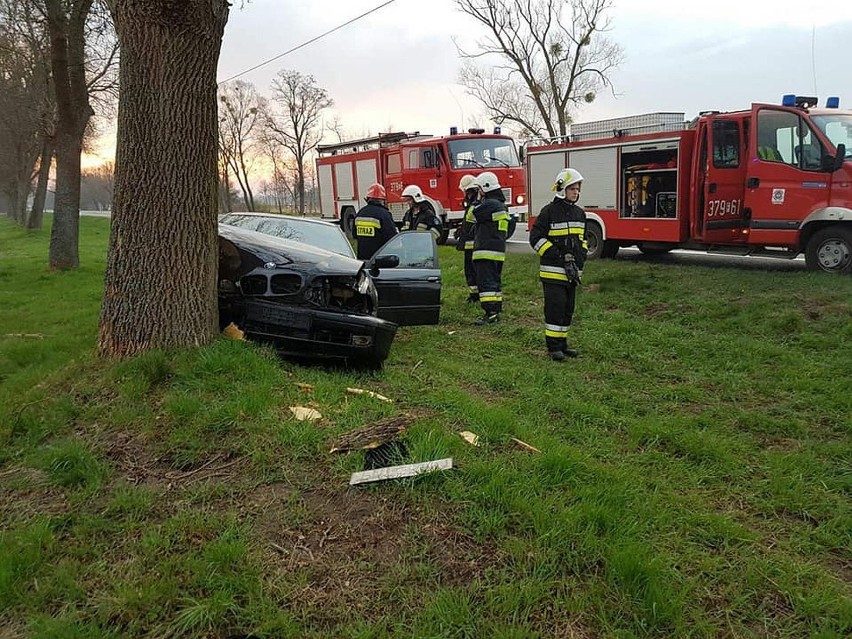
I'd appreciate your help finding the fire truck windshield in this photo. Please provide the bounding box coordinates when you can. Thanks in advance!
[811,114,852,158]
[447,137,521,169]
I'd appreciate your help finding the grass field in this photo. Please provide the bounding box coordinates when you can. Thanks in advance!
[1,216,850,638]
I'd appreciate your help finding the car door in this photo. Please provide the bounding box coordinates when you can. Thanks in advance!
[369,231,441,326]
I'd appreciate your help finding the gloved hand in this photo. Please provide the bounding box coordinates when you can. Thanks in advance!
[564,253,582,285]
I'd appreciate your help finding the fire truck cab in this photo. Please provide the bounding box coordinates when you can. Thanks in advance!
[317,129,526,244]
[525,96,852,273]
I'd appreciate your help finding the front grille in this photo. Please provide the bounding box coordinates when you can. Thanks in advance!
[270,273,302,294]
[501,188,512,202]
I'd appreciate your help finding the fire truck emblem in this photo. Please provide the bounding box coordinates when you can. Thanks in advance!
[771,188,786,205]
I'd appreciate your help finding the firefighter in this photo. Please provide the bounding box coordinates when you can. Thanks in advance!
[471,171,510,325]
[354,183,397,260]
[400,184,442,240]
[529,168,587,361]
[457,174,479,302]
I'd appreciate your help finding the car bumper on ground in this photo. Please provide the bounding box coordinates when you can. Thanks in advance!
[234,298,398,366]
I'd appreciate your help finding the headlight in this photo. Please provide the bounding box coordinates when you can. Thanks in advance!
[516,195,525,205]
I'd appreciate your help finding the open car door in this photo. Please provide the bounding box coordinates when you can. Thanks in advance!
[369,231,441,326]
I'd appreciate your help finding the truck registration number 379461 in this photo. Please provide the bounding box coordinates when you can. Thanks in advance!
[707,199,742,217]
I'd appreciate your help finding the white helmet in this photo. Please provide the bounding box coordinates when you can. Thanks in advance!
[401,184,425,203]
[474,171,501,192]
[458,174,476,191]
[552,168,583,196]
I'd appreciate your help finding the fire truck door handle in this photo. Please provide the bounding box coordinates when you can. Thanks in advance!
[708,183,717,194]
[747,177,760,188]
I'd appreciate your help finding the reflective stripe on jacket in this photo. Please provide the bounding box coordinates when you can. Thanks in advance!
[529,197,587,283]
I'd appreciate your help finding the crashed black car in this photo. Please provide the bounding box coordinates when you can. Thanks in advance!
[218,214,441,367]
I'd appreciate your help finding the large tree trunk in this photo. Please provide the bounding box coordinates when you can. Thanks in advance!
[46,0,94,269]
[98,0,229,357]
[49,131,82,267]
[27,137,54,231]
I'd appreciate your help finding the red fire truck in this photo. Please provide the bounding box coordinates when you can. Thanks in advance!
[316,128,526,243]
[525,95,852,273]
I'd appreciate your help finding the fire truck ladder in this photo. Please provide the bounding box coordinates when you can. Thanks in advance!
[316,131,431,157]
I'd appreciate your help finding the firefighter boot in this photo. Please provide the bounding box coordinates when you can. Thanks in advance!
[466,293,479,303]
[563,345,579,358]
[548,350,566,362]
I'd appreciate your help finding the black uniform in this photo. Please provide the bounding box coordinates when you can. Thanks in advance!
[402,201,442,240]
[457,188,479,300]
[529,197,587,353]
[472,189,509,318]
[354,200,397,260]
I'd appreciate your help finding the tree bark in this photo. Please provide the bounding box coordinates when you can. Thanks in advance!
[27,137,54,231]
[46,0,94,269]
[98,0,229,357]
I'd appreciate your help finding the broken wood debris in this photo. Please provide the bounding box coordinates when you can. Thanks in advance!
[510,437,541,453]
[222,322,245,340]
[346,387,393,403]
[349,458,453,485]
[290,406,322,421]
[458,431,480,446]
[329,414,414,453]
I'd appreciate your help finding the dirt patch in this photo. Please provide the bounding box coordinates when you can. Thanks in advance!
[643,302,670,318]
[247,467,502,624]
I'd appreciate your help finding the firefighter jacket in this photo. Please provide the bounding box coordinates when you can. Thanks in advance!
[354,201,398,260]
[456,193,478,251]
[471,191,509,261]
[402,201,442,240]
[530,197,588,284]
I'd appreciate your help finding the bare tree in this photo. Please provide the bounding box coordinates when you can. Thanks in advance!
[218,80,265,211]
[0,0,52,225]
[80,161,113,209]
[455,0,623,138]
[98,0,229,357]
[266,69,332,216]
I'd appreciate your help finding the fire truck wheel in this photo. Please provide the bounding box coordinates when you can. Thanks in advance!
[805,226,852,273]
[342,208,356,239]
[638,245,673,256]
[584,222,604,260]
[506,218,517,240]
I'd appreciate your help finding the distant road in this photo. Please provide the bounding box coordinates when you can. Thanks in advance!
[80,210,111,218]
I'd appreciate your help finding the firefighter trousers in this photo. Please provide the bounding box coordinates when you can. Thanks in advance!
[464,249,477,294]
[474,259,504,316]
[543,281,577,352]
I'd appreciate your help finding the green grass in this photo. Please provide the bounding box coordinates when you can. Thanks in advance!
[1,215,850,638]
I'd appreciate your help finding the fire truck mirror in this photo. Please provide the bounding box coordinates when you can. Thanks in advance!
[828,143,846,172]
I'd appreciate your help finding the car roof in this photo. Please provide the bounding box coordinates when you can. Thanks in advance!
[220,212,339,229]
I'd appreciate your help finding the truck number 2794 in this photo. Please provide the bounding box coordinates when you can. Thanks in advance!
[707,199,741,217]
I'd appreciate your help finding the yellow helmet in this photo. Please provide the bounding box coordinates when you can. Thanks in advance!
[552,168,584,193]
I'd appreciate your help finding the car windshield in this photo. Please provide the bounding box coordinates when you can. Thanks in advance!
[220,214,355,257]
[811,113,852,158]
[447,137,521,169]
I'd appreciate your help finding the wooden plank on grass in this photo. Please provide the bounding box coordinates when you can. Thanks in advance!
[349,458,453,486]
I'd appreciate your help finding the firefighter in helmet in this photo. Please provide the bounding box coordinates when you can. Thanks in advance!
[400,184,442,240]
[457,174,479,302]
[529,168,588,360]
[354,183,397,260]
[471,171,510,325]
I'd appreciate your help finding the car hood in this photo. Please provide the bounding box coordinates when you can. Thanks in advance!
[219,224,363,277]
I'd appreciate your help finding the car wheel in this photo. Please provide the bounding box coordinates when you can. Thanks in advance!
[805,226,852,273]
[585,221,604,259]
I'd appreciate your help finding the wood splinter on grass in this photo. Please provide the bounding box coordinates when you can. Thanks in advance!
[290,406,322,421]
[329,414,414,453]
[349,458,453,485]
[459,431,480,446]
[510,437,541,453]
[222,322,245,341]
[346,387,393,403]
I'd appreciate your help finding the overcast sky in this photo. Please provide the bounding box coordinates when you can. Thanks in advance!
[87,0,851,162]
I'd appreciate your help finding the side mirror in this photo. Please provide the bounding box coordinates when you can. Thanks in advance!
[829,143,846,172]
[369,253,400,276]
[518,145,526,165]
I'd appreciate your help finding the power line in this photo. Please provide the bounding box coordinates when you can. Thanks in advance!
[218,0,399,85]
